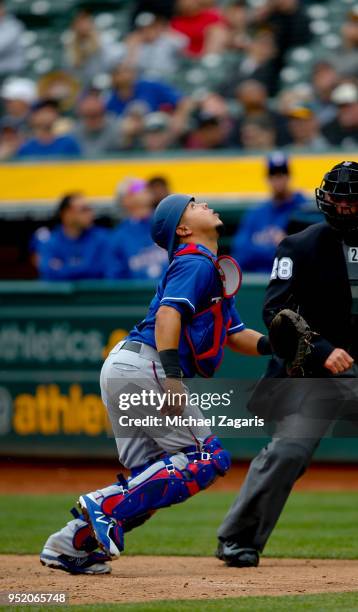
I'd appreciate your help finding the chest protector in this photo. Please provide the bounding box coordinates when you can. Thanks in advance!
[175,245,242,377]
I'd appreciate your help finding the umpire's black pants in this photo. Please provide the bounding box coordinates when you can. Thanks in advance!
[217,374,358,552]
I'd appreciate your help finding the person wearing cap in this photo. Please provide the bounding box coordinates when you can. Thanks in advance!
[285,103,329,152]
[40,192,271,574]
[232,153,307,273]
[1,77,37,135]
[16,100,82,158]
[123,12,187,80]
[105,178,168,279]
[140,112,175,151]
[37,192,109,280]
[322,82,358,149]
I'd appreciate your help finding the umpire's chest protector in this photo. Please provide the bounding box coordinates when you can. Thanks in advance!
[175,245,242,377]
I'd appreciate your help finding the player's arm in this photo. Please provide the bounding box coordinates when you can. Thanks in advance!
[155,305,181,354]
[227,328,270,356]
[226,298,271,356]
[155,305,187,416]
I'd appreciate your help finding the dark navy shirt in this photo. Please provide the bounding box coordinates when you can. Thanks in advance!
[128,243,245,376]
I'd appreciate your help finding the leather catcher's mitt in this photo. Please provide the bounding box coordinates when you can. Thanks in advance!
[269,309,318,376]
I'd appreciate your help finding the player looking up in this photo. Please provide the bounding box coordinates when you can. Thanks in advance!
[40,193,270,575]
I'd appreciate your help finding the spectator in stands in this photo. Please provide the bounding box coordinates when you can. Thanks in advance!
[0,0,26,75]
[124,12,187,80]
[285,104,329,152]
[133,0,176,22]
[224,0,250,52]
[231,80,289,147]
[115,101,147,150]
[1,78,37,134]
[322,83,358,149]
[311,62,339,127]
[106,178,168,280]
[16,100,81,158]
[147,175,170,206]
[239,116,276,151]
[226,29,280,97]
[63,9,120,86]
[106,62,183,116]
[140,112,175,151]
[0,117,22,160]
[75,91,121,157]
[252,0,310,66]
[37,193,109,280]
[330,9,358,78]
[171,0,229,57]
[186,110,229,149]
[232,153,306,273]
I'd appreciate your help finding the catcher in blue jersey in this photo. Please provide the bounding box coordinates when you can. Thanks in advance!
[40,194,271,575]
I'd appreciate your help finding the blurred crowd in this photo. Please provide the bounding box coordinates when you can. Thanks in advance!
[0,0,357,159]
[30,153,313,279]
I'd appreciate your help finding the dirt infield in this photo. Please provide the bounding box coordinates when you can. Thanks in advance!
[1,460,358,494]
[1,556,358,604]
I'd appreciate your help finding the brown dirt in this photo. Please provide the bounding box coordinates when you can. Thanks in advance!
[1,556,358,604]
[1,460,358,494]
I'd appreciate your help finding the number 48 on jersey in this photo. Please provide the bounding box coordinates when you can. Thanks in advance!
[271,257,293,280]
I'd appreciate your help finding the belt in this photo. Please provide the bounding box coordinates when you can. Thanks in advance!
[120,341,142,354]
[119,340,160,362]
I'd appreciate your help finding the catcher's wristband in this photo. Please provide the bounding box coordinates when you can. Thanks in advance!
[257,335,272,356]
[159,349,182,378]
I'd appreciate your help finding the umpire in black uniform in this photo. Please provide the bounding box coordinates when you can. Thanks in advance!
[217,161,358,567]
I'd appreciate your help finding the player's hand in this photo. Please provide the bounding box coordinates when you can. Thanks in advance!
[324,348,354,374]
[161,378,188,417]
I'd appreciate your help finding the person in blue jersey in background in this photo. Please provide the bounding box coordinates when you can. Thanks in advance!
[106,177,168,280]
[40,193,272,575]
[37,192,108,280]
[16,100,81,158]
[232,153,307,273]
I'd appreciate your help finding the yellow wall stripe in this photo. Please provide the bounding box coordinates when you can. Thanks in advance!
[0,153,353,202]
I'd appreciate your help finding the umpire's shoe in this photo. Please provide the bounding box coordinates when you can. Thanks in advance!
[216,540,259,567]
[79,494,123,558]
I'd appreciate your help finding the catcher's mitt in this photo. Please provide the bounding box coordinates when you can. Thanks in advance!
[269,309,318,376]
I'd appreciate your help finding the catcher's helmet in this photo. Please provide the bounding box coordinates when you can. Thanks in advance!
[151,193,194,261]
[316,161,358,232]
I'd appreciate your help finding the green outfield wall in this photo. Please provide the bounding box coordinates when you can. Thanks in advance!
[1,279,357,462]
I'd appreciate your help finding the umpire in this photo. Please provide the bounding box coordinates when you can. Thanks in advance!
[217,161,358,568]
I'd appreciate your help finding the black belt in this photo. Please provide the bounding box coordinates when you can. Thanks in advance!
[120,341,142,354]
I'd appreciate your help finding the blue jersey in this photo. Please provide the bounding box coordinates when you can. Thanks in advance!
[106,79,182,115]
[16,134,81,158]
[38,225,109,280]
[232,192,307,273]
[128,243,245,377]
[105,217,168,280]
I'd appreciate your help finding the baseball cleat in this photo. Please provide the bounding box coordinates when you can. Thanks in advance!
[216,541,259,567]
[40,548,111,575]
[79,494,124,558]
